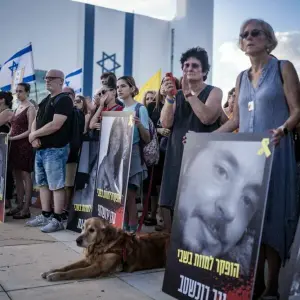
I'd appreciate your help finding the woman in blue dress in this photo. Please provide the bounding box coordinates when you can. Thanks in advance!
[217,19,300,299]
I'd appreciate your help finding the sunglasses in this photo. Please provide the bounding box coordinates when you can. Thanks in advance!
[98,89,113,96]
[183,63,200,69]
[43,76,63,81]
[240,29,264,39]
[74,99,83,103]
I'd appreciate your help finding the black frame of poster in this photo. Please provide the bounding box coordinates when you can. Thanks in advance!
[0,134,8,223]
[67,111,134,232]
[67,138,100,232]
[92,111,134,228]
[163,133,274,300]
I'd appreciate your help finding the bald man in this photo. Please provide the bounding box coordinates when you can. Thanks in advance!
[27,69,73,233]
[62,87,75,101]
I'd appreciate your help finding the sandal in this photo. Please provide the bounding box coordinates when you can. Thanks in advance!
[6,206,22,216]
[13,210,31,220]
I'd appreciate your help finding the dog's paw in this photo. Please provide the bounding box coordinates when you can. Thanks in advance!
[46,272,61,282]
[41,271,51,279]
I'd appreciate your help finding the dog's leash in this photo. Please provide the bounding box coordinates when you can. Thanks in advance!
[137,166,154,232]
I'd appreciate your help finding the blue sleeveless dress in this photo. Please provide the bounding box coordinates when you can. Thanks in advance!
[239,57,299,262]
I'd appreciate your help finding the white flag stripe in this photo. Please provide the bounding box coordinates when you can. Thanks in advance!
[64,68,83,95]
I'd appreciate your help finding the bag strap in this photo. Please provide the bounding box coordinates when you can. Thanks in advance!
[238,60,284,91]
[277,60,284,84]
[134,103,142,118]
[51,92,70,107]
[134,103,144,165]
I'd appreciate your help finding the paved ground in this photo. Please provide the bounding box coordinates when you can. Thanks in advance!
[0,209,174,300]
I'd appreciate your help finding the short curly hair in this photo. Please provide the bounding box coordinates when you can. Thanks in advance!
[180,47,210,81]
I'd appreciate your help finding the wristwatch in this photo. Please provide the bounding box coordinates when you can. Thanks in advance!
[279,125,288,135]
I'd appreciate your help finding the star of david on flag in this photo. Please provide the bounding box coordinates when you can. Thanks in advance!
[0,43,36,92]
[97,52,121,73]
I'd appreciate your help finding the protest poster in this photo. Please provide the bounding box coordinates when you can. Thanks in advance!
[0,134,8,222]
[163,132,274,300]
[31,172,41,208]
[67,138,100,232]
[92,111,134,228]
[289,247,300,300]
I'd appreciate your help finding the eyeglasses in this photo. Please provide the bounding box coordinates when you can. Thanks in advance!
[183,63,200,69]
[98,89,113,96]
[240,29,264,39]
[43,76,63,81]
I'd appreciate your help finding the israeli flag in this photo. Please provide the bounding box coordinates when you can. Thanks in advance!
[0,44,36,92]
[65,68,83,94]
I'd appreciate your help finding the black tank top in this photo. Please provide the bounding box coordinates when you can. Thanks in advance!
[159,86,220,208]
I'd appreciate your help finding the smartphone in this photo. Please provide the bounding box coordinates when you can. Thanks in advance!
[166,72,177,96]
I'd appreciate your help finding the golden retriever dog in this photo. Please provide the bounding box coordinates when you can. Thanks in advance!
[41,217,170,281]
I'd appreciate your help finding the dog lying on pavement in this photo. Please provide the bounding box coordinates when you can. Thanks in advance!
[41,217,170,281]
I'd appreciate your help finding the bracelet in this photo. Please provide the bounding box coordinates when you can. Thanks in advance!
[166,97,175,104]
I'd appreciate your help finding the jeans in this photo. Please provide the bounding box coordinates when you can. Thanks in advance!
[35,145,69,191]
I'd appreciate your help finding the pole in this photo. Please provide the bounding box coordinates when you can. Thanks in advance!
[29,42,38,103]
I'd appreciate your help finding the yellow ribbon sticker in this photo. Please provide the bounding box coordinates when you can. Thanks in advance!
[128,115,134,127]
[257,138,271,158]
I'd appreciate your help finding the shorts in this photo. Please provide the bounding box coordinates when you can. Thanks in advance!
[35,145,69,191]
[65,163,77,187]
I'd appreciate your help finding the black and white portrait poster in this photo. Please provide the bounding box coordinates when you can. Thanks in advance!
[67,138,100,232]
[31,173,41,208]
[163,132,274,300]
[0,134,8,223]
[289,247,300,299]
[92,112,134,228]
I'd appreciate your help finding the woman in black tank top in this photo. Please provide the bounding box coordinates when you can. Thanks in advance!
[158,47,223,232]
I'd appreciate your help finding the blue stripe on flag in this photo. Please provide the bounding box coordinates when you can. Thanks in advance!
[0,84,11,91]
[83,4,95,97]
[23,74,36,83]
[4,45,32,65]
[66,68,82,79]
[124,13,135,76]
[0,74,36,92]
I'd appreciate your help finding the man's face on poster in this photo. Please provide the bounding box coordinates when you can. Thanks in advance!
[179,141,265,257]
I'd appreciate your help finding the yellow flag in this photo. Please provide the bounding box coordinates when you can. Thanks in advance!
[136,69,162,103]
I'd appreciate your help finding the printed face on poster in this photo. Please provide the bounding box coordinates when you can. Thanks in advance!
[67,139,100,232]
[92,112,134,228]
[163,133,274,300]
[0,134,8,222]
[290,248,300,299]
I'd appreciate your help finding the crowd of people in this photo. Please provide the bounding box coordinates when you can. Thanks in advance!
[1,18,300,299]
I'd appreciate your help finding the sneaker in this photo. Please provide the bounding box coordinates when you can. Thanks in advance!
[26,214,51,227]
[41,218,64,233]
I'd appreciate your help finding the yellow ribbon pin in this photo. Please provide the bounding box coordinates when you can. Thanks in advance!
[257,138,271,157]
[128,115,134,127]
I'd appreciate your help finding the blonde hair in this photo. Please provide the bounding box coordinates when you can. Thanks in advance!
[239,19,278,53]
[142,90,156,106]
